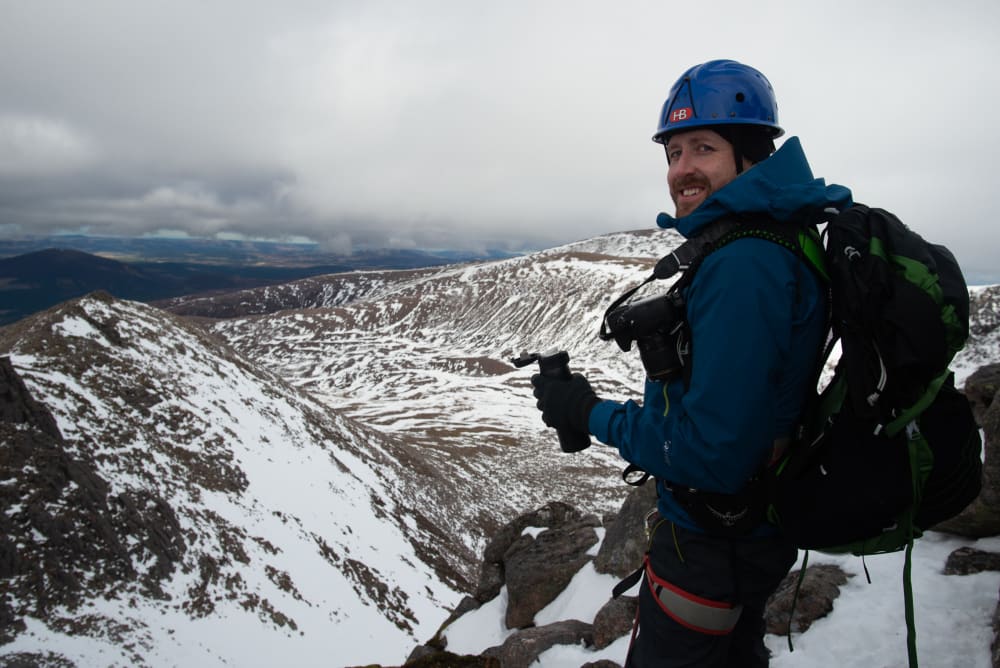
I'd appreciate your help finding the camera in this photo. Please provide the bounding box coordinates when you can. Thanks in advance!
[602,292,689,382]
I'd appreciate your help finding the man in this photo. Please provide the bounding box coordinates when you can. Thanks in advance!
[530,59,853,666]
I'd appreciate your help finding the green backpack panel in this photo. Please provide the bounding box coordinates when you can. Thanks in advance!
[767,204,982,555]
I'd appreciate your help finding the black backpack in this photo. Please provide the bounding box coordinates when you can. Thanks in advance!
[603,204,982,667]
[767,204,981,555]
[764,205,982,668]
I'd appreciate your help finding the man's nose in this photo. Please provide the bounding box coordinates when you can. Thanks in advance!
[669,151,694,178]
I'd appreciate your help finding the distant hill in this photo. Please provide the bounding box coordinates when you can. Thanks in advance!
[0,244,514,325]
[0,234,521,267]
[0,249,172,325]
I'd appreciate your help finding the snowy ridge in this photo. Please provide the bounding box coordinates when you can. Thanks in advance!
[0,293,462,667]
[157,266,453,319]
[1,225,997,667]
[0,227,692,666]
[204,229,691,575]
[535,228,681,261]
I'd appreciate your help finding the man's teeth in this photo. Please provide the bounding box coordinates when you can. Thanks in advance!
[682,187,701,196]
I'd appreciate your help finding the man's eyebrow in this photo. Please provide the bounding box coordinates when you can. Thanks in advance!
[667,134,701,149]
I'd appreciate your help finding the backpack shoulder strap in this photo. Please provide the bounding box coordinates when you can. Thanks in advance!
[708,213,830,282]
[650,218,742,281]
[599,218,742,341]
[601,213,832,343]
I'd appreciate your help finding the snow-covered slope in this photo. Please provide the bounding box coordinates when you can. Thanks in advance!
[0,228,691,667]
[202,228,689,573]
[0,293,462,667]
[1,224,997,667]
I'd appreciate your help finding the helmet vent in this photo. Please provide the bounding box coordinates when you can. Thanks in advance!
[735,92,746,102]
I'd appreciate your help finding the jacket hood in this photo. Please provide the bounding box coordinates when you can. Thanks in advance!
[656,136,853,238]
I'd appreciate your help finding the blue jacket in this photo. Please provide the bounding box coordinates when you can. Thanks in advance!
[589,137,852,532]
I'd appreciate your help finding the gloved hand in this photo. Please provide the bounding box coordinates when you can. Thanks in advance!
[531,372,600,436]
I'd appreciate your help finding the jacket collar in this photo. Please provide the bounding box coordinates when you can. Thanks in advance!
[655,136,853,239]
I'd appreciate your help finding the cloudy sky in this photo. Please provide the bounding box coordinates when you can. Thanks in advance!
[1,1,998,279]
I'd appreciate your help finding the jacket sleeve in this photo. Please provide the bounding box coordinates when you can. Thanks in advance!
[588,238,804,494]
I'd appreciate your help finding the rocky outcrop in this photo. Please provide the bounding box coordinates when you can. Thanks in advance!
[472,502,602,630]
[413,499,632,667]
[473,502,599,609]
[410,443,1000,668]
[0,355,61,439]
[503,520,601,629]
[0,356,185,647]
[594,483,657,579]
[934,364,1000,537]
[414,485,870,666]
[398,651,500,667]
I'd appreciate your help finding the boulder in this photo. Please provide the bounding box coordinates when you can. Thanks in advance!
[592,595,636,650]
[481,619,593,668]
[765,564,851,634]
[474,501,595,604]
[943,547,1000,575]
[934,365,1000,538]
[503,519,600,629]
[403,647,499,667]
[594,483,657,578]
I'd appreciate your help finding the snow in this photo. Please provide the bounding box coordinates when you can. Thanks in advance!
[2,298,464,667]
[533,560,619,628]
[2,247,997,667]
[439,531,1000,667]
[767,534,1000,668]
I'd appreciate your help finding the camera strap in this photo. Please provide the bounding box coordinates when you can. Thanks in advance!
[599,218,742,342]
[651,218,742,281]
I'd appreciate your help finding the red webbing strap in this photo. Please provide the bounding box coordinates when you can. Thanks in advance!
[644,556,743,636]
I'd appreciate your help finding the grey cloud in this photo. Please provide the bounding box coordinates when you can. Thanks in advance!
[0,0,998,275]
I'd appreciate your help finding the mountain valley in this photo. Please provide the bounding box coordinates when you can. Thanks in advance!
[1,226,997,667]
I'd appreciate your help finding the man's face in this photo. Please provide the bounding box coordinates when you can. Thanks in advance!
[665,129,741,218]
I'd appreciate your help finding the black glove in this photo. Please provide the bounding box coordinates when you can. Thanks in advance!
[531,372,600,436]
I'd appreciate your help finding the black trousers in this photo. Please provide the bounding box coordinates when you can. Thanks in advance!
[626,521,797,668]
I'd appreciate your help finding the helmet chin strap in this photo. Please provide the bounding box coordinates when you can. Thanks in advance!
[729,134,764,175]
[711,125,745,175]
[732,136,746,175]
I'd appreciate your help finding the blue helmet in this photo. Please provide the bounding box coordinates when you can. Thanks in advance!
[652,59,783,144]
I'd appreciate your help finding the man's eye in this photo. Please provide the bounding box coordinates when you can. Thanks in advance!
[667,150,681,161]
[697,143,715,153]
